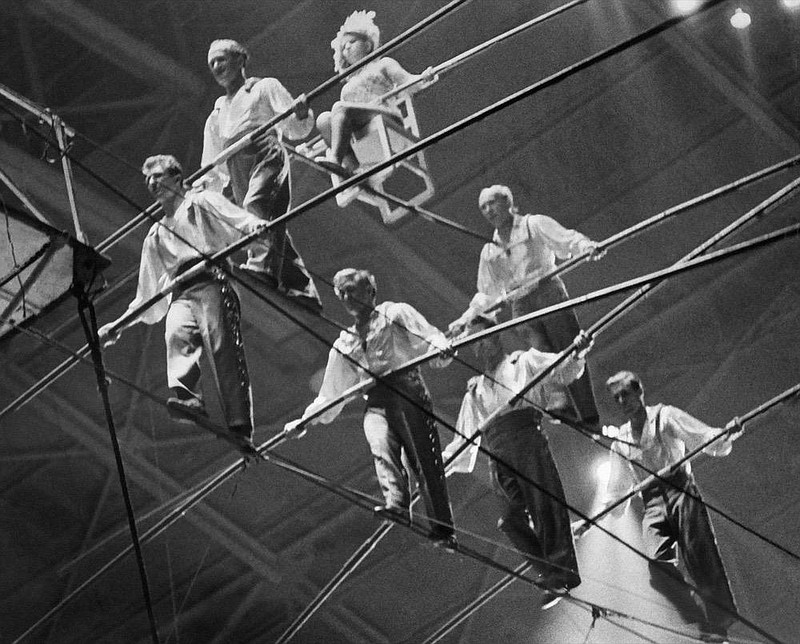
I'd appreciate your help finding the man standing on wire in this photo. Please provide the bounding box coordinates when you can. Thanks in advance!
[314,10,436,176]
[602,371,742,643]
[285,268,456,548]
[99,155,265,450]
[202,39,321,311]
[448,185,602,430]
[443,315,588,609]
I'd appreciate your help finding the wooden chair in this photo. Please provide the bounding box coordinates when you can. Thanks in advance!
[300,95,435,225]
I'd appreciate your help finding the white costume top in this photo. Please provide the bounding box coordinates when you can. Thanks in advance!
[604,404,735,515]
[301,301,449,425]
[124,190,262,325]
[445,348,585,474]
[202,77,314,192]
[460,213,594,322]
[339,57,412,107]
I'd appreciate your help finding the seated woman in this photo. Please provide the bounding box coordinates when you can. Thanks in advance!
[315,10,434,175]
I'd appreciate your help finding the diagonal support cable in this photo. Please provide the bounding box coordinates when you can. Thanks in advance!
[380,0,590,103]
[75,295,160,644]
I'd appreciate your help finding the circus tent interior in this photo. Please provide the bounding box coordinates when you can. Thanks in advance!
[1,1,799,642]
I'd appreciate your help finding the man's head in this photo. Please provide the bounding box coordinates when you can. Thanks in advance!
[142,155,183,201]
[331,10,380,73]
[466,314,503,365]
[333,268,377,320]
[478,185,516,228]
[207,39,248,88]
[605,370,646,419]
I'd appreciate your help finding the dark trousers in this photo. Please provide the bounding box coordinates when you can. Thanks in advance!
[363,370,453,536]
[226,132,320,306]
[165,270,252,430]
[485,408,580,589]
[642,474,737,633]
[512,277,598,424]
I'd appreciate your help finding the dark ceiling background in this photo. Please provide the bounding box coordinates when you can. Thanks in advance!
[2,1,799,642]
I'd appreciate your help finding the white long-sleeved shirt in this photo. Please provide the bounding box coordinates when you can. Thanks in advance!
[604,404,735,516]
[459,213,594,323]
[445,348,585,474]
[301,301,449,425]
[124,189,262,325]
[202,77,314,192]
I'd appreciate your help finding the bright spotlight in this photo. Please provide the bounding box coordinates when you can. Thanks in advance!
[782,0,800,9]
[730,7,752,29]
[674,0,702,13]
[594,459,612,487]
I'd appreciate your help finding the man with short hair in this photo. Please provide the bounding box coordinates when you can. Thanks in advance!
[449,185,601,429]
[203,39,320,310]
[99,154,265,449]
[285,268,456,547]
[603,370,741,643]
[444,315,588,609]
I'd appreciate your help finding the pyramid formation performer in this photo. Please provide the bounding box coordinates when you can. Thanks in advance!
[314,10,436,176]
[285,268,457,548]
[444,315,590,609]
[98,154,273,450]
[203,38,321,311]
[449,184,602,430]
[602,370,743,643]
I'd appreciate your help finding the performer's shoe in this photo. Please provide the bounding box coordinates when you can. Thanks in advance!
[374,504,410,526]
[236,264,280,290]
[428,528,458,553]
[228,423,253,442]
[166,397,209,425]
[540,586,569,610]
[228,424,258,460]
[284,290,324,317]
[314,155,354,178]
[580,414,602,435]
[547,407,602,436]
[699,625,729,644]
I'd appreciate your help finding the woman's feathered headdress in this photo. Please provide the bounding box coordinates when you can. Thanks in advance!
[331,10,380,73]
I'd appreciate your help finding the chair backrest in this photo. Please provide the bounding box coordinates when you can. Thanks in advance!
[387,94,421,138]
